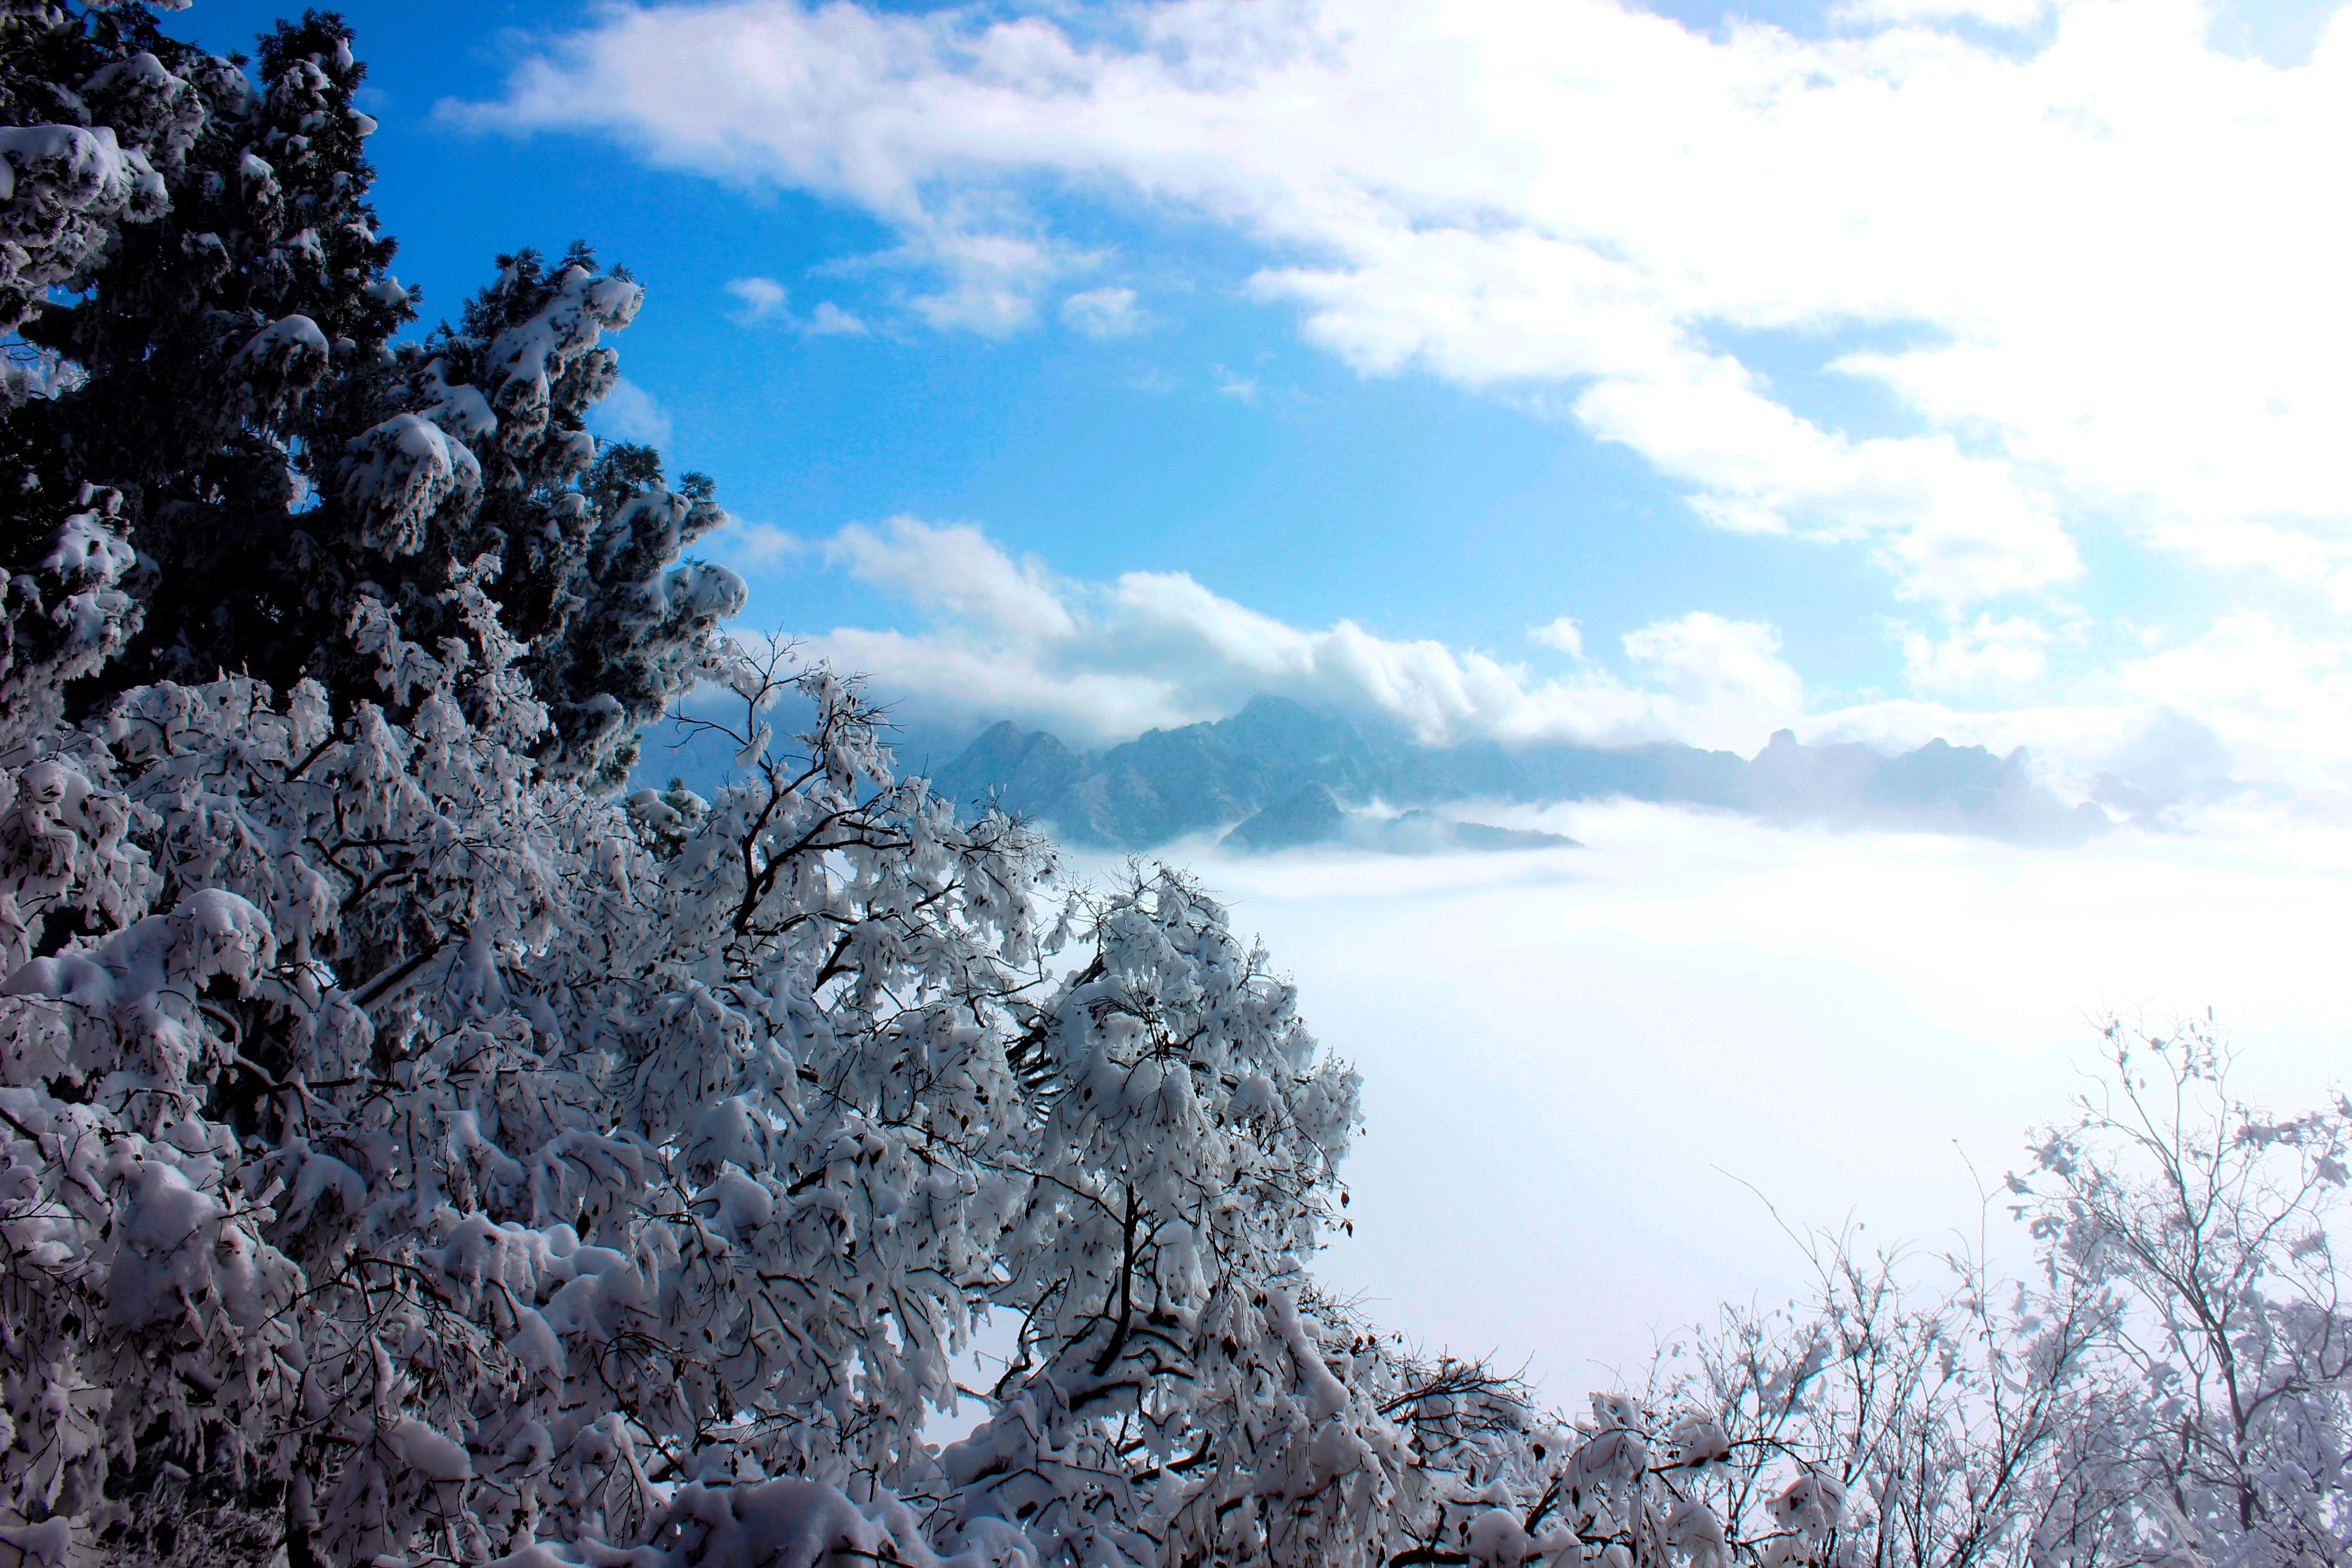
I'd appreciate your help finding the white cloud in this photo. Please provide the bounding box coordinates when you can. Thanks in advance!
[725,275,789,324]
[1061,285,1144,338]
[1795,612,2352,815]
[826,517,1077,640]
[725,275,868,334]
[1215,366,1259,403]
[452,0,2352,607]
[1835,0,2050,25]
[1202,796,2352,1387]
[748,516,2352,823]
[1900,614,2053,694]
[587,376,673,446]
[1528,617,1584,657]
[806,301,868,335]
[1622,613,1805,745]
[708,518,804,569]
[905,230,1073,336]
[2112,611,2352,793]
[791,516,1798,750]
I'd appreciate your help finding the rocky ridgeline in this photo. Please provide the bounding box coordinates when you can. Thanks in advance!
[910,694,2107,852]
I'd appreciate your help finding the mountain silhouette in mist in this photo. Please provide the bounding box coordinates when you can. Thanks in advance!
[916,695,2107,851]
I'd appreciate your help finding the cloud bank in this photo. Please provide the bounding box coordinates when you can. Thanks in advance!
[703,514,2352,823]
[761,514,1807,752]
[1189,798,2352,1385]
[460,0,2352,611]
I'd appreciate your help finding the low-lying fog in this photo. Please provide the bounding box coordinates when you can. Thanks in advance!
[1058,800,2352,1403]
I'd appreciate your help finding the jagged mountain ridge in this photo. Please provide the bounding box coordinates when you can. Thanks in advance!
[923,695,2109,849]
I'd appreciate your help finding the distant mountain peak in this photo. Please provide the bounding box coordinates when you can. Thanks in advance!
[1224,783,1346,853]
[906,693,2107,851]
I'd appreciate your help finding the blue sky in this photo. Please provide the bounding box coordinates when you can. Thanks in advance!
[168,0,2352,792]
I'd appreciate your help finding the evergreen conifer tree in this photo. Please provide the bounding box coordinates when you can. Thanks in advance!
[2,5,738,784]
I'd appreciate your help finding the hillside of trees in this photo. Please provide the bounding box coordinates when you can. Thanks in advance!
[1,6,2346,1567]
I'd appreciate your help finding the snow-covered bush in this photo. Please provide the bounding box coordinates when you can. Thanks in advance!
[1556,1020,2352,1568]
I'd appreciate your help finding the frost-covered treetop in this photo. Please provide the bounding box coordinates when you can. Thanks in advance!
[0,626,1504,1568]
[3,5,738,786]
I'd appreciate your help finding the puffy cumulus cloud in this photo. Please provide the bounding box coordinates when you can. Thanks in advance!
[1528,617,1584,657]
[453,0,2352,607]
[2112,611,2352,793]
[793,517,1802,749]
[706,518,804,570]
[825,516,1077,640]
[1621,613,1805,747]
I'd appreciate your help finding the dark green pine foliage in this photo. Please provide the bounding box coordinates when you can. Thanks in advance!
[5,6,408,671]
[1,6,742,785]
[352,249,744,786]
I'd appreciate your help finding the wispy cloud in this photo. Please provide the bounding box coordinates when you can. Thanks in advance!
[806,301,867,336]
[1061,285,1144,338]
[725,275,869,335]
[450,0,2352,611]
[724,275,789,325]
[903,230,1077,337]
[587,376,673,446]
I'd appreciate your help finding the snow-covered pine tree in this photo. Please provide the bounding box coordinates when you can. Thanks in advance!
[4,4,404,714]
[3,5,738,785]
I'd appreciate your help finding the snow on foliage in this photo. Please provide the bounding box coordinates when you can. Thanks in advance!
[5,617,2342,1568]
[0,631,1500,1568]
[0,487,142,750]
[0,119,166,338]
[5,5,2352,1567]
[3,5,731,788]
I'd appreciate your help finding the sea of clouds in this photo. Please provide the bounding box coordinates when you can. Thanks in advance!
[1052,802,2352,1396]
